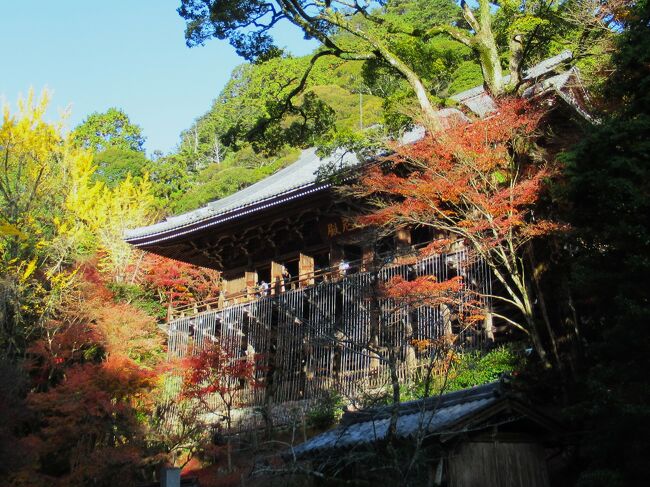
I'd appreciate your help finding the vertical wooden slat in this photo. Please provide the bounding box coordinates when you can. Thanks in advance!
[271,261,283,295]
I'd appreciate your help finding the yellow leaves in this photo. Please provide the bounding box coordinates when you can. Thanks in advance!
[2,87,158,299]
[1,89,69,256]
[1,89,62,174]
[45,266,78,291]
[0,223,25,239]
[21,259,38,282]
[64,157,156,278]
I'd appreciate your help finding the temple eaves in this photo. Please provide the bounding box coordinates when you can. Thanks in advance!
[125,50,582,249]
[124,147,360,246]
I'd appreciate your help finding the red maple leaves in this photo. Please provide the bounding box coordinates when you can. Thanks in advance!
[181,339,263,429]
[138,254,221,308]
[357,99,567,364]
[359,99,563,252]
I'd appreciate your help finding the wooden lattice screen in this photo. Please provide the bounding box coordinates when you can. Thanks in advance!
[166,250,491,430]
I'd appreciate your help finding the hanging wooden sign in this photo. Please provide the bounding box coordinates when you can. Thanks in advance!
[318,217,357,241]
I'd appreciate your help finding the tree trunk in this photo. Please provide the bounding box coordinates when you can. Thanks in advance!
[387,345,401,442]
[476,0,505,96]
[327,15,442,129]
[460,0,505,96]
[525,314,553,369]
[373,43,441,129]
[509,34,525,88]
[527,246,562,370]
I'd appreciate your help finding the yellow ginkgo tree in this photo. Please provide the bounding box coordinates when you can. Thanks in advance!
[0,90,157,356]
[0,90,77,355]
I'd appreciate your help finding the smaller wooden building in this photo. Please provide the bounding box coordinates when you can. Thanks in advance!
[291,381,564,487]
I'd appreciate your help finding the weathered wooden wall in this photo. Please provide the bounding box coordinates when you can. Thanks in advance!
[448,440,551,487]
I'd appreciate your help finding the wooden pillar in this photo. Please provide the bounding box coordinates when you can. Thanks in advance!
[484,304,495,344]
[299,253,315,287]
[222,277,231,305]
[224,275,246,304]
[396,227,412,249]
[271,261,283,295]
[441,304,452,337]
[395,228,412,264]
[245,271,258,300]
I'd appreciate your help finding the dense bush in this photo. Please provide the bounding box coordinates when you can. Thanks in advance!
[307,391,345,429]
[107,282,167,320]
[403,346,522,401]
[447,346,522,391]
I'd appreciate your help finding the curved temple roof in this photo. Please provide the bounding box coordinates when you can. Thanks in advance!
[126,51,582,248]
[124,148,359,245]
[290,380,562,457]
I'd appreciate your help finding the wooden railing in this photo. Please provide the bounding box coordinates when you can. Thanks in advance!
[166,242,449,321]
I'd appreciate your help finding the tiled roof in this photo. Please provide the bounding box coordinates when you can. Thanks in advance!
[451,50,574,117]
[124,148,359,243]
[126,51,581,245]
[291,382,502,457]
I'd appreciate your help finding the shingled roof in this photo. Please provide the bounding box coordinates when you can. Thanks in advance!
[291,381,562,458]
[451,50,574,117]
[124,148,359,244]
[291,382,503,457]
[126,51,583,247]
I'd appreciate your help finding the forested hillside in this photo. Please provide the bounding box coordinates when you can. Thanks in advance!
[1,0,647,486]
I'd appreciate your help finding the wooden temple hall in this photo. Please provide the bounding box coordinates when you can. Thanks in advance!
[125,143,492,422]
[124,48,589,424]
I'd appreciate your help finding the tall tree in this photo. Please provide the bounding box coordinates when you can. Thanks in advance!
[71,107,145,153]
[178,0,601,124]
[178,0,466,124]
[356,100,564,368]
[564,0,650,483]
[0,91,82,357]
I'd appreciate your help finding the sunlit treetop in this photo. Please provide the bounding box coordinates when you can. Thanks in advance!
[71,107,146,153]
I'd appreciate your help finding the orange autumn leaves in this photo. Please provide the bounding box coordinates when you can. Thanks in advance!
[359,99,565,250]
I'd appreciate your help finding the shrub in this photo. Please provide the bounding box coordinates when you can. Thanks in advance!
[307,392,345,429]
[107,282,166,320]
[404,346,522,400]
[447,346,521,391]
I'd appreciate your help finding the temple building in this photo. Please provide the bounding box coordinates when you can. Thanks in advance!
[124,50,587,429]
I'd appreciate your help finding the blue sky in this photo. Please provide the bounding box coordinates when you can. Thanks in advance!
[0,1,316,154]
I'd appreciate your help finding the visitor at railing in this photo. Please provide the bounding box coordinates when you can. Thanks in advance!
[281,266,291,292]
[167,240,470,320]
[258,280,269,297]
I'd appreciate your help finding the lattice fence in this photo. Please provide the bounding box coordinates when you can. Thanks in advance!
[165,250,491,431]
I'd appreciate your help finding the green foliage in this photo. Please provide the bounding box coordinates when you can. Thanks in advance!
[402,347,521,402]
[447,60,484,95]
[92,147,150,188]
[447,346,521,391]
[310,85,383,131]
[107,282,167,320]
[561,1,650,484]
[172,146,300,213]
[383,0,461,31]
[148,153,194,207]
[307,391,345,429]
[71,107,145,152]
